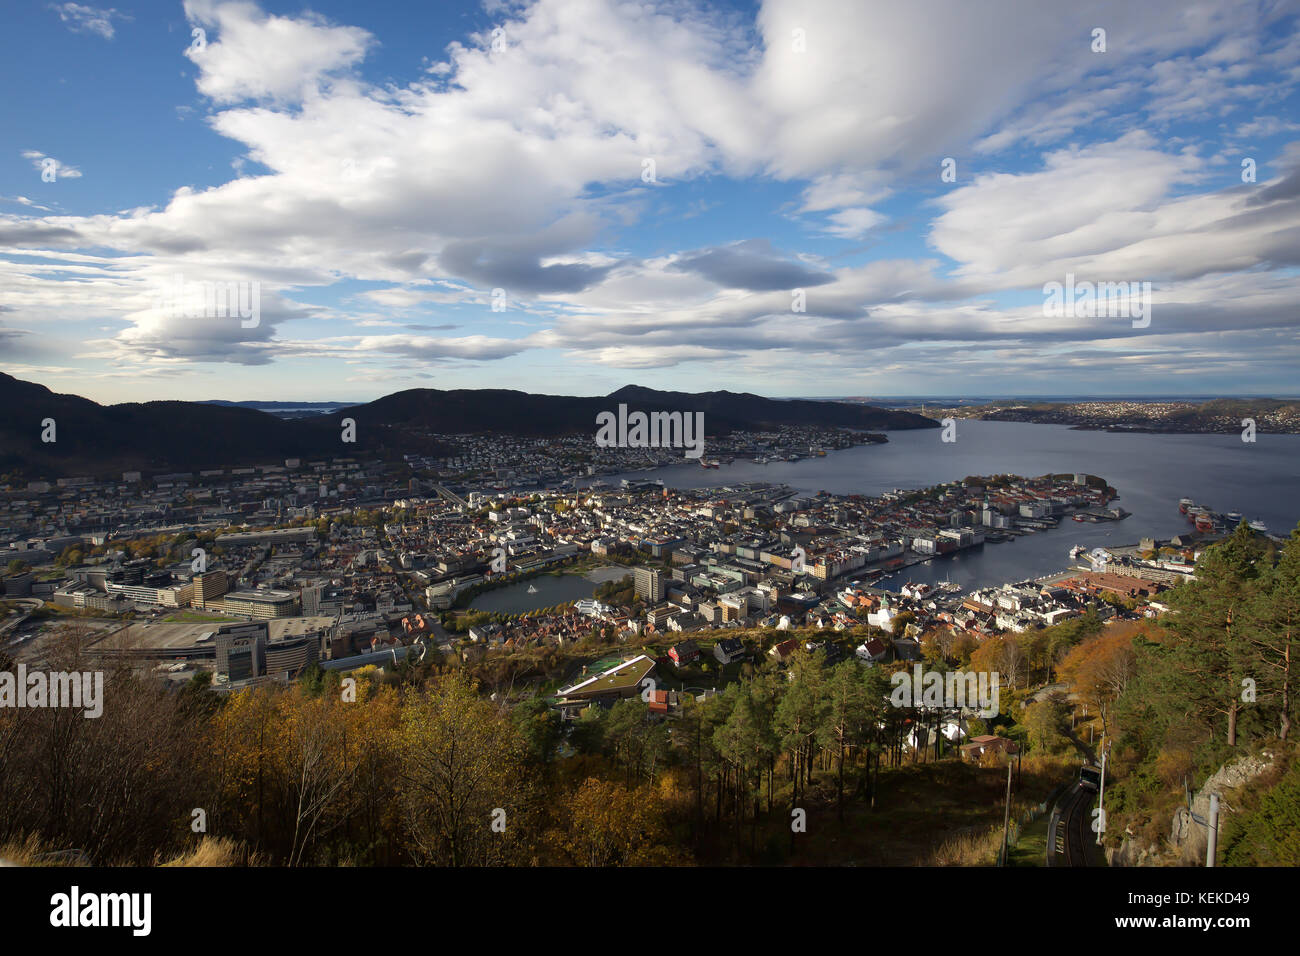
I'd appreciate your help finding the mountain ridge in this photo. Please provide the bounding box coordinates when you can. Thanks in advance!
[0,373,936,478]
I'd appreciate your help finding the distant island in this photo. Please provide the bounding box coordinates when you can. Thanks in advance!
[912,398,1300,434]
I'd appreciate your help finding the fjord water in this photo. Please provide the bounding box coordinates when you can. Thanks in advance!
[603,420,1300,592]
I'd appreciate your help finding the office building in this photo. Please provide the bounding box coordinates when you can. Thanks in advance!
[214,622,268,682]
[264,633,321,681]
[191,569,229,609]
[634,566,666,602]
[207,589,300,620]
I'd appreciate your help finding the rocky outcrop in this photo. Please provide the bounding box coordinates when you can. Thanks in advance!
[1111,750,1277,866]
[1168,750,1276,864]
[1107,838,1161,867]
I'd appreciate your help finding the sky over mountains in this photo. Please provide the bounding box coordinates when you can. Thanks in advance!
[2,0,1298,402]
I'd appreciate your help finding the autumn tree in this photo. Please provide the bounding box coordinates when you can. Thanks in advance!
[397,674,532,866]
[950,632,978,667]
[1058,628,1139,735]
[970,634,1022,691]
[1023,696,1068,754]
[336,681,402,863]
[0,625,206,864]
[273,690,351,866]
[208,685,281,853]
[555,777,676,866]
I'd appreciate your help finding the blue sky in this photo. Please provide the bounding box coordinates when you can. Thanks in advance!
[2,0,1299,403]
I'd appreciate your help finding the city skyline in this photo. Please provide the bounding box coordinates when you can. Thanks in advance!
[2,0,1299,404]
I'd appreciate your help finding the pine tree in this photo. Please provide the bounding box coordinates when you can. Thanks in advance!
[818,661,870,824]
[1247,523,1300,740]
[1157,523,1269,746]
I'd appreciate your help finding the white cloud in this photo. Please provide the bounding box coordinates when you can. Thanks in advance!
[1,195,55,212]
[183,0,374,105]
[1233,116,1300,139]
[929,133,1207,278]
[821,207,888,239]
[49,3,130,40]
[3,0,1298,396]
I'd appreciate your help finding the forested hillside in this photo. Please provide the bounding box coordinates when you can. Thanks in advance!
[1076,523,1300,864]
[2,522,1296,867]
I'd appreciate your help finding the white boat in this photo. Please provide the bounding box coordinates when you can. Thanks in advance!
[1249,519,1268,533]
[527,584,538,594]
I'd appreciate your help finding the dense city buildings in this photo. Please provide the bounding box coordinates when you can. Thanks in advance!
[1,436,1198,699]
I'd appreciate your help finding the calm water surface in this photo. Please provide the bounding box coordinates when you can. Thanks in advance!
[469,567,631,614]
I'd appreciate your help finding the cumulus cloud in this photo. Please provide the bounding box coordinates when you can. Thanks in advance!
[2,0,1298,397]
[930,132,1300,288]
[183,0,374,104]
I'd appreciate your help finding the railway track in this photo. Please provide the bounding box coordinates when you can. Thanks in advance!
[1050,784,1097,866]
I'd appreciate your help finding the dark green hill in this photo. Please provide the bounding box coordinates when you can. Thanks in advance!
[0,373,935,478]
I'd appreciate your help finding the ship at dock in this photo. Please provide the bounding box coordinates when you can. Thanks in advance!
[1178,499,1268,535]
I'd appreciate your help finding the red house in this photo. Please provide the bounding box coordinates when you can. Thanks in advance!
[668,640,700,667]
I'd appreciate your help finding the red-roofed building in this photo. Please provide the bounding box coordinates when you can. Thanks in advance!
[769,637,800,663]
